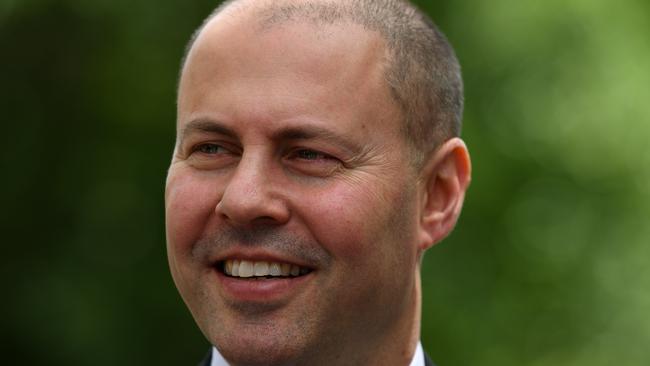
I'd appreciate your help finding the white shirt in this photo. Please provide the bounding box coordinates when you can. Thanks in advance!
[210,341,425,366]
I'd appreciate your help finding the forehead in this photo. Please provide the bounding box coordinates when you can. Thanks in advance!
[177,7,403,144]
[186,9,387,86]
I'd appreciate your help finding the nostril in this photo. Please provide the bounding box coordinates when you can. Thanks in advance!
[214,167,291,225]
[216,195,291,227]
[251,216,283,225]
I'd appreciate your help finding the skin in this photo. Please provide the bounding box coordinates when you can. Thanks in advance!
[166,3,471,366]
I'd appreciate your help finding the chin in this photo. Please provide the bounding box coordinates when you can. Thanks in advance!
[215,335,305,366]
[197,287,323,365]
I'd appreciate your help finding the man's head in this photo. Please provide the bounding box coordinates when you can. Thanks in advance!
[165,0,471,365]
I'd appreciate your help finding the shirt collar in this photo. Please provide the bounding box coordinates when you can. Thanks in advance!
[210,341,425,366]
[209,346,228,366]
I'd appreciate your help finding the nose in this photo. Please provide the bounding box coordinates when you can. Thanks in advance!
[215,153,290,227]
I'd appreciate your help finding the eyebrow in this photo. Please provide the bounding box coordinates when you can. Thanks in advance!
[178,118,361,154]
[178,118,238,147]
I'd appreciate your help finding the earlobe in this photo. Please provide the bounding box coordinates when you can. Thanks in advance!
[417,138,471,250]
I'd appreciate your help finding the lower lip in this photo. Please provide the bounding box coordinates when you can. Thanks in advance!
[215,269,312,302]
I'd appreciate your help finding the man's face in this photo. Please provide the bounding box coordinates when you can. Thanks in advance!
[166,13,424,365]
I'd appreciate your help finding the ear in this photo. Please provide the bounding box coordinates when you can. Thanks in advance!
[416,138,472,251]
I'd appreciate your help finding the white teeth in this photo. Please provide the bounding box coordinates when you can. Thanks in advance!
[232,260,240,276]
[239,260,254,277]
[223,259,310,278]
[254,261,269,276]
[269,263,282,276]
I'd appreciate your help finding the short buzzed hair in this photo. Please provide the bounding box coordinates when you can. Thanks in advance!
[179,0,463,166]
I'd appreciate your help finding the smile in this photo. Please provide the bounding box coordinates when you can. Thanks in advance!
[221,259,312,278]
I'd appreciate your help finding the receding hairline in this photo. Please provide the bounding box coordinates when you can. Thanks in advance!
[178,0,464,167]
[180,0,387,74]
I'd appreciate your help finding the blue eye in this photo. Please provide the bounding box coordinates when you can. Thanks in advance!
[196,144,225,154]
[285,148,342,177]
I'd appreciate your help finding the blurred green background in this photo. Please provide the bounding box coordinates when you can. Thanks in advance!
[2,0,649,365]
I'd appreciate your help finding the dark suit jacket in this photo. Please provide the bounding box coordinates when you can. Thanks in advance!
[198,349,437,366]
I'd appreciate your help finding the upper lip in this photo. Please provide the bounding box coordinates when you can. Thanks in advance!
[211,248,317,269]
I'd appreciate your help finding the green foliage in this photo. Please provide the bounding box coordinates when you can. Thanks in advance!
[2,0,648,364]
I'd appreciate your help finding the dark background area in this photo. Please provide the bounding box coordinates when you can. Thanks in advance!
[2,0,649,365]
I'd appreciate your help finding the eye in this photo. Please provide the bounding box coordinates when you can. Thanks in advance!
[294,149,331,161]
[194,143,227,155]
[285,148,342,177]
[187,142,239,170]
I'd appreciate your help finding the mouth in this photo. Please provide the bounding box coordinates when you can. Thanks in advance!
[218,259,313,279]
[213,256,316,303]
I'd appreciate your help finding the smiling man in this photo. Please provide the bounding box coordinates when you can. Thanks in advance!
[165,0,470,365]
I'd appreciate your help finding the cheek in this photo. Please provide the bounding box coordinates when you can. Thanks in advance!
[165,169,220,254]
[298,181,408,263]
[296,180,419,324]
